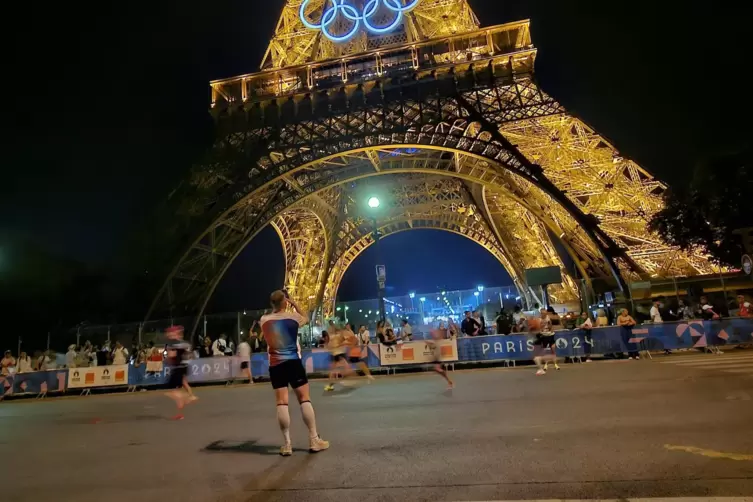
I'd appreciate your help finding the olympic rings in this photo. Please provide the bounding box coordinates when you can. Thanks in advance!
[300,0,421,43]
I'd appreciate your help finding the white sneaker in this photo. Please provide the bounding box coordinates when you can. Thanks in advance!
[280,443,292,456]
[628,357,634,360]
[585,359,593,363]
[536,369,546,376]
[635,355,641,360]
[309,436,330,453]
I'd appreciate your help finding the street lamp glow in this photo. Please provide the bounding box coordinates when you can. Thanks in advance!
[420,297,426,302]
[409,292,415,299]
[368,196,380,209]
[474,291,480,297]
[477,285,484,292]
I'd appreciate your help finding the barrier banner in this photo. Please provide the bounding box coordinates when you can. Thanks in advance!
[0,374,14,397]
[379,340,458,366]
[302,349,332,374]
[186,357,233,383]
[128,364,169,387]
[12,370,67,395]
[68,365,129,388]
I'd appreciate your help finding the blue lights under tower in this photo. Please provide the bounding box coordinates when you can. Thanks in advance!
[300,0,421,43]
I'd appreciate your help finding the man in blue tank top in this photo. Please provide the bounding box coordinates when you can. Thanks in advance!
[260,290,329,456]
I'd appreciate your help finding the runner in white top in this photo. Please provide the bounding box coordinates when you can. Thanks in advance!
[429,323,454,389]
[237,334,253,385]
[324,322,355,392]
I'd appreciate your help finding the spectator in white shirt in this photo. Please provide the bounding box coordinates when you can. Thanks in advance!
[38,351,55,371]
[1,351,16,376]
[211,334,228,356]
[650,299,663,323]
[401,320,413,341]
[65,345,77,368]
[16,352,32,373]
[112,342,129,365]
[237,335,253,385]
[358,325,370,345]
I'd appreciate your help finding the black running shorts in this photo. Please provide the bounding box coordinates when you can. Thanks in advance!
[331,353,346,363]
[269,359,308,390]
[168,364,187,389]
[348,356,361,364]
[240,361,249,370]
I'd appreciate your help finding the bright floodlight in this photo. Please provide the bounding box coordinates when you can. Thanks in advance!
[368,196,380,209]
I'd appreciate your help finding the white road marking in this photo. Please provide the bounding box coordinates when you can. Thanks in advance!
[660,355,753,365]
[723,368,753,374]
[673,362,753,370]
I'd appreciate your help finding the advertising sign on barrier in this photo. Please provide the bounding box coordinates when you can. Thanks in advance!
[379,340,458,366]
[68,365,129,388]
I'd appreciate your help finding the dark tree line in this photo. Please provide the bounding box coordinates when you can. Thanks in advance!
[649,147,752,267]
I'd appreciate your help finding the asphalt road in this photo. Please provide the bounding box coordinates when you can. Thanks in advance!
[2,353,753,502]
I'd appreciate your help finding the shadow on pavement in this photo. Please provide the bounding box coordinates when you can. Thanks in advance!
[203,439,305,456]
[321,385,359,397]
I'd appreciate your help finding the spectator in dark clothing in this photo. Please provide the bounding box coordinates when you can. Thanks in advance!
[461,311,481,336]
[318,331,330,348]
[198,337,212,358]
[96,346,108,367]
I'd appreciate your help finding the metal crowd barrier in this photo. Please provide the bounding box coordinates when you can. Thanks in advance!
[2,319,751,400]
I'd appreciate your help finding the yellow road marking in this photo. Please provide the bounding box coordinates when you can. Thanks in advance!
[664,444,753,461]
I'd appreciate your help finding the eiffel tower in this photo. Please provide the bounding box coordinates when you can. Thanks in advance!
[147,0,716,328]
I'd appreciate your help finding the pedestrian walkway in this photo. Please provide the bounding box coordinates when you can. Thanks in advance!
[658,352,753,375]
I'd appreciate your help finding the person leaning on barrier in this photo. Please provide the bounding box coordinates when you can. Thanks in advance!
[65,345,77,369]
[211,334,228,357]
[575,312,594,363]
[38,351,55,371]
[401,320,413,341]
[1,350,16,376]
[617,309,640,360]
[17,352,33,373]
[735,295,751,317]
[461,311,481,337]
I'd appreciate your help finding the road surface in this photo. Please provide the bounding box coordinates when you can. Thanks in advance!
[2,352,753,501]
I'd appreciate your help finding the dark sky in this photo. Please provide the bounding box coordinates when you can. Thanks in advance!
[5,0,751,312]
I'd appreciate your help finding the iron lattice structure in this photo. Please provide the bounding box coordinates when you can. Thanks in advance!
[148,1,716,329]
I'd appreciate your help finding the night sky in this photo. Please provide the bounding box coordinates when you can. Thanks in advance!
[5,1,751,314]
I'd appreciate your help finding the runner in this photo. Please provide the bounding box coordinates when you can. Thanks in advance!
[531,308,559,375]
[237,333,253,385]
[344,323,374,382]
[324,321,354,391]
[164,325,198,420]
[428,323,454,389]
[260,290,329,456]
